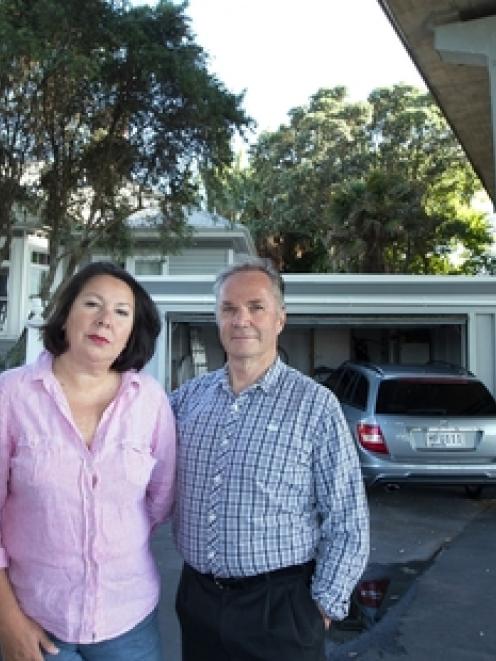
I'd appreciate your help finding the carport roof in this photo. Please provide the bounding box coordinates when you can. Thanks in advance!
[377,0,496,204]
[141,273,496,316]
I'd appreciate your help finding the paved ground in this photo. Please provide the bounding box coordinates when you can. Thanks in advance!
[152,484,496,660]
[151,523,182,660]
[1,485,492,661]
[325,486,496,660]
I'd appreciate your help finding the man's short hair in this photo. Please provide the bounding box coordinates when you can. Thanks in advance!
[213,255,285,308]
[43,261,161,372]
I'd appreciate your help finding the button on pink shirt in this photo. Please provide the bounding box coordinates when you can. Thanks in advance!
[0,351,176,643]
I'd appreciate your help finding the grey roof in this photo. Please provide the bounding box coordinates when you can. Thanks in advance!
[125,207,235,230]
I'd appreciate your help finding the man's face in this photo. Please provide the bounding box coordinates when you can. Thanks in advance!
[217,270,286,365]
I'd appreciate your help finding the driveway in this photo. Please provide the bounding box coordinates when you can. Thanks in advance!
[327,484,496,660]
[153,484,496,660]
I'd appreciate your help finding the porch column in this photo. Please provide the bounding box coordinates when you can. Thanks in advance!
[25,297,44,364]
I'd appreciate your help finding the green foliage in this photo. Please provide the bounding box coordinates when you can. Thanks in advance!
[204,84,493,273]
[329,170,429,273]
[0,0,251,300]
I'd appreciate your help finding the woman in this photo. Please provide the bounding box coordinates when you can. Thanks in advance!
[0,262,176,661]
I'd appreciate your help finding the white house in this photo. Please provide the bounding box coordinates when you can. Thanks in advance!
[1,208,256,363]
[0,225,52,358]
[6,209,496,398]
[93,207,256,277]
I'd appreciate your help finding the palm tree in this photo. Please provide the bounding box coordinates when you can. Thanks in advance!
[327,170,434,273]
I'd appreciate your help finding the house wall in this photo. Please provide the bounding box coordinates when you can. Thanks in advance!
[4,236,28,338]
[0,233,52,347]
[313,327,351,368]
[8,251,496,400]
[472,313,496,394]
[1,213,252,365]
[92,241,240,278]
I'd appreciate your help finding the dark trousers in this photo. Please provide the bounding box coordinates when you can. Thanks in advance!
[175,562,326,661]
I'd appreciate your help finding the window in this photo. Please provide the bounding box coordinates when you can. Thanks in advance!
[31,251,50,265]
[376,379,496,416]
[0,268,7,297]
[29,251,49,297]
[0,267,7,331]
[351,375,369,410]
[336,369,359,404]
[135,259,163,276]
[325,369,343,393]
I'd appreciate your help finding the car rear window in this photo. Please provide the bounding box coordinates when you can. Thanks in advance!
[375,378,496,416]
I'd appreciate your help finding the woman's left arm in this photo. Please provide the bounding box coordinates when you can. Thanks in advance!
[146,390,177,529]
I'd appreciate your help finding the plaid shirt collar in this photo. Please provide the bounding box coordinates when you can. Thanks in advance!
[219,357,284,396]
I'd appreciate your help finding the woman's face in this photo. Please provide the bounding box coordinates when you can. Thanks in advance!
[63,275,135,368]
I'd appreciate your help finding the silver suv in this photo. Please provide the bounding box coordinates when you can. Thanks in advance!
[326,362,496,490]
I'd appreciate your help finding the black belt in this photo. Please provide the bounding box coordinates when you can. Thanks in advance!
[186,560,314,591]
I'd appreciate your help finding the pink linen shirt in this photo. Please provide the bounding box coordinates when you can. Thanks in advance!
[0,351,176,643]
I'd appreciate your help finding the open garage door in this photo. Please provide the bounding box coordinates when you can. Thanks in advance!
[279,315,467,379]
[167,313,467,389]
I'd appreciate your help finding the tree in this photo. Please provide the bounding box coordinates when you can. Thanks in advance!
[328,170,447,273]
[0,1,42,263]
[0,0,251,303]
[205,84,493,273]
[245,87,371,271]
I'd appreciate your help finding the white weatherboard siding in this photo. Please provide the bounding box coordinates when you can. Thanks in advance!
[168,248,230,275]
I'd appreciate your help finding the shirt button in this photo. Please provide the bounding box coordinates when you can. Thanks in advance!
[208,551,215,560]
[213,475,222,485]
[208,513,216,523]
[232,402,238,412]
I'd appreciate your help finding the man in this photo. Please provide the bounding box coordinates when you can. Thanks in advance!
[171,256,369,661]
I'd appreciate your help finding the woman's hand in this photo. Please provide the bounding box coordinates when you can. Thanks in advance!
[0,611,59,660]
[0,570,59,661]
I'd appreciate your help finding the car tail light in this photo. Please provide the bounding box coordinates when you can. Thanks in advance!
[357,423,389,454]
[356,579,390,608]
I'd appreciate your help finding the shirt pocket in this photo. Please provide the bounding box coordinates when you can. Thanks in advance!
[120,439,157,488]
[10,435,62,487]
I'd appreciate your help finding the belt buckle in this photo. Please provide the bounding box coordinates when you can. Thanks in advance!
[213,576,225,590]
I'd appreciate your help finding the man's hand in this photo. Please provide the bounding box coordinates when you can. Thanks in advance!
[317,604,332,631]
[0,611,59,661]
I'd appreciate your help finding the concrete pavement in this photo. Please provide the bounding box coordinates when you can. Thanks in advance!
[326,498,496,660]
[152,490,496,660]
[151,523,182,661]
[1,489,492,660]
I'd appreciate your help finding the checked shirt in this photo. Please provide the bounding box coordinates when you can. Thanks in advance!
[170,358,369,620]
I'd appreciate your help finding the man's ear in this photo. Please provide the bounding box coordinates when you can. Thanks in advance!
[277,307,286,335]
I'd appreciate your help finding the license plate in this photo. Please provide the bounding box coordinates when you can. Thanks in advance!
[426,431,465,448]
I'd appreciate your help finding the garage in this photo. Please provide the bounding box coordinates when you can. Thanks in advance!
[142,273,496,396]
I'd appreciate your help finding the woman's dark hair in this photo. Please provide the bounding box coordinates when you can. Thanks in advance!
[43,261,161,372]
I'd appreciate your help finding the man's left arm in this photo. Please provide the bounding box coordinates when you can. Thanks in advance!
[311,397,370,622]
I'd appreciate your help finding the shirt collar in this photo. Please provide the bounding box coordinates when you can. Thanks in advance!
[29,350,140,389]
[29,350,56,386]
[220,357,285,396]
